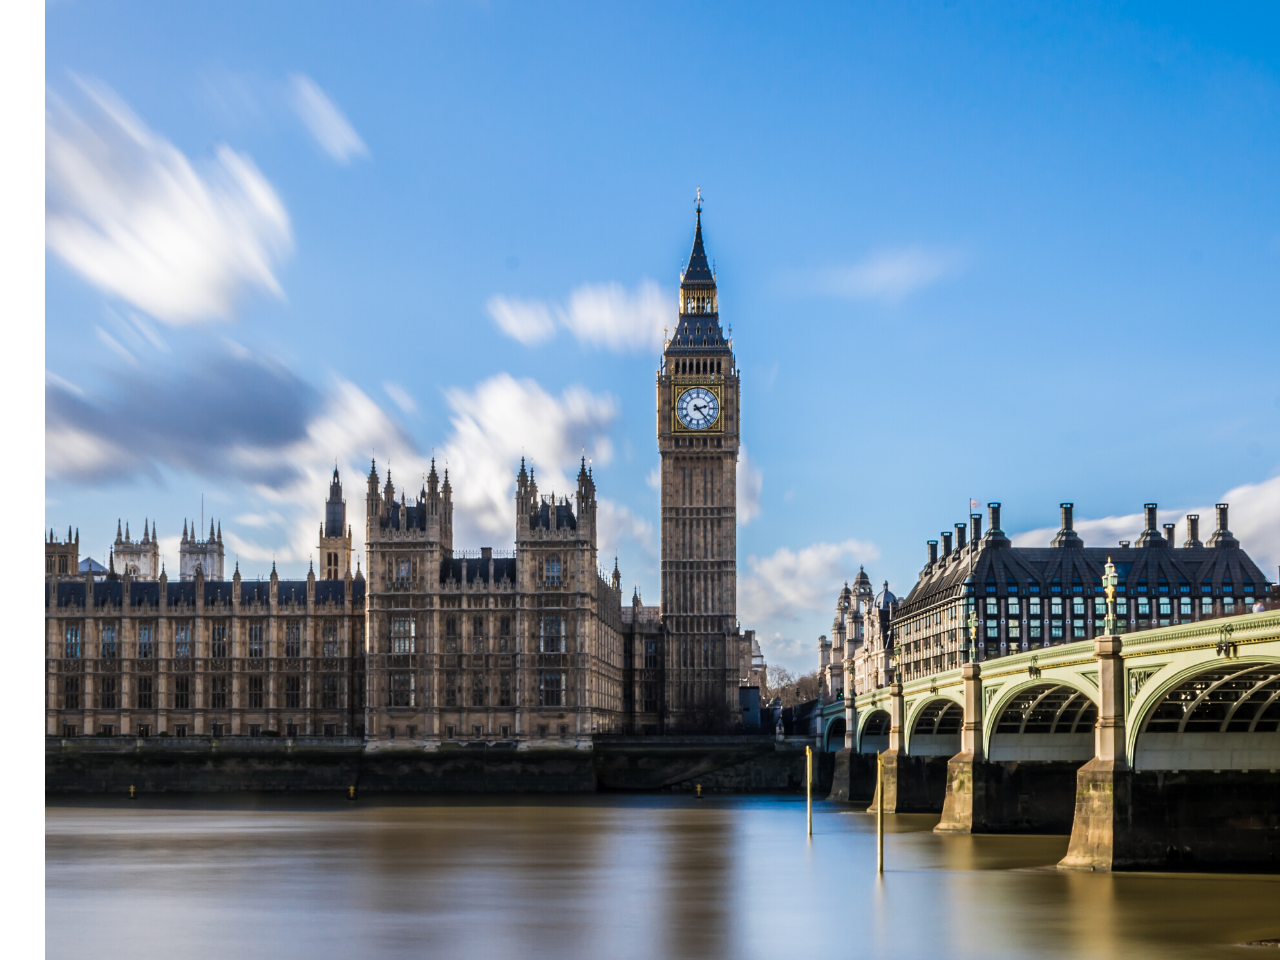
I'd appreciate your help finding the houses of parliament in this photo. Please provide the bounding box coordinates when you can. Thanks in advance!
[44,205,764,742]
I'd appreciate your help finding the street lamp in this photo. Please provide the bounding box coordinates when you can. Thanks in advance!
[1103,557,1119,636]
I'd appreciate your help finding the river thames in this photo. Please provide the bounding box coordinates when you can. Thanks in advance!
[46,795,1280,959]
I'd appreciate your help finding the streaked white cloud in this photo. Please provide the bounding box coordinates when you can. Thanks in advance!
[1011,475,1280,577]
[94,325,137,366]
[288,73,369,164]
[486,295,557,345]
[739,538,881,669]
[383,381,417,414]
[737,444,762,525]
[598,498,655,561]
[819,246,967,303]
[440,374,618,541]
[46,78,293,324]
[487,280,672,352]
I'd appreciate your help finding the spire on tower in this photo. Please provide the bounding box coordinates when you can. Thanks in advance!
[117,519,122,540]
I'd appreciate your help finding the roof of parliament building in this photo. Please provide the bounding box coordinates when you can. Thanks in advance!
[898,501,1270,617]
[50,574,366,609]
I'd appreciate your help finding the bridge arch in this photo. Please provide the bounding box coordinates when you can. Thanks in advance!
[904,695,964,756]
[857,707,890,753]
[823,716,846,752]
[984,680,1097,761]
[1129,657,1280,771]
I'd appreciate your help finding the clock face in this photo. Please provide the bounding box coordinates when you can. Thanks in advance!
[676,386,719,430]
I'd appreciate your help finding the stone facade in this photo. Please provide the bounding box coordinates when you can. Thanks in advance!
[361,457,627,742]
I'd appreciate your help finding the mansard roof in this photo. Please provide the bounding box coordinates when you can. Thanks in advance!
[898,540,1269,616]
[438,556,517,585]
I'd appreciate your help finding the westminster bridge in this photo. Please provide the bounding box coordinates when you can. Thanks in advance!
[821,608,1280,870]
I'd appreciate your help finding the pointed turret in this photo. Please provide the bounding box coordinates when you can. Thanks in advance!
[117,519,122,540]
[668,194,730,355]
[182,519,188,542]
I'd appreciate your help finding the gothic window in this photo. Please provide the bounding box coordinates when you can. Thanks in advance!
[499,615,512,653]
[99,676,117,710]
[545,555,561,585]
[499,671,513,707]
[396,558,412,581]
[59,555,68,575]
[444,615,458,653]
[322,676,339,709]
[248,676,263,709]
[209,676,228,709]
[285,675,302,709]
[63,623,81,659]
[323,621,339,658]
[248,622,264,658]
[540,616,565,653]
[471,673,485,707]
[391,617,414,654]
[539,671,565,707]
[63,676,80,709]
[136,676,153,710]
[285,621,301,658]
[210,622,227,659]
[472,616,484,653]
[174,622,191,660]
[100,623,118,659]
[174,676,190,710]
[443,672,457,707]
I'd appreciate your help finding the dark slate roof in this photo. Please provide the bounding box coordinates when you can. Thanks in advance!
[438,556,517,585]
[130,581,160,607]
[94,580,123,608]
[380,503,427,531]
[240,581,271,605]
[532,501,577,531]
[898,538,1270,616]
[79,556,108,574]
[56,581,85,608]
[205,582,235,605]
[276,580,309,606]
[314,580,345,605]
[167,582,196,607]
[351,578,365,603]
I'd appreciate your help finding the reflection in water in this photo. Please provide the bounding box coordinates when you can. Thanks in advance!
[46,797,1280,960]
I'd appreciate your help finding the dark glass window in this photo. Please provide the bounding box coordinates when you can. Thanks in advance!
[322,676,339,709]
[285,675,302,709]
[248,676,263,709]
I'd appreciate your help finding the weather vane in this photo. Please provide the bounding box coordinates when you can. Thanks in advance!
[695,186,704,210]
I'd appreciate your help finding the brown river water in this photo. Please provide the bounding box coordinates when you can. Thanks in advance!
[46,795,1280,959]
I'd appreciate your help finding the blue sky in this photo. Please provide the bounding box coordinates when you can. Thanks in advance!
[44,2,1280,672]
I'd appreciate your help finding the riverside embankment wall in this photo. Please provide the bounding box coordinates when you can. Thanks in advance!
[46,737,832,795]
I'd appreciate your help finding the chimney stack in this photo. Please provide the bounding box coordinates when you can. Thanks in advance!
[971,513,983,542]
[941,532,953,557]
[1052,501,1084,548]
[1208,503,1238,548]
[1163,522,1177,546]
[955,522,967,551]
[988,502,1002,535]
[1137,503,1164,547]
[927,540,938,564]
[1061,503,1074,531]
[1184,514,1202,548]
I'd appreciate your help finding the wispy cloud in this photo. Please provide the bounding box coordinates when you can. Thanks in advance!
[383,381,416,414]
[739,538,880,671]
[440,374,618,542]
[737,444,762,525]
[288,74,368,164]
[487,280,672,352]
[46,78,293,324]
[817,246,967,303]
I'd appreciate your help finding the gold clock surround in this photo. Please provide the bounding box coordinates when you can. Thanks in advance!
[670,378,724,434]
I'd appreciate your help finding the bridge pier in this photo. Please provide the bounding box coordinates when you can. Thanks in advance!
[863,682,949,813]
[935,663,983,833]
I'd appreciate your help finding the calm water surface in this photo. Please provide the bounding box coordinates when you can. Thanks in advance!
[46,795,1280,959]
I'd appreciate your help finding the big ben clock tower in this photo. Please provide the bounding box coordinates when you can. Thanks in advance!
[657,194,743,729]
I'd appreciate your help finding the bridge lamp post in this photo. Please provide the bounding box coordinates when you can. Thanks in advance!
[1103,558,1119,636]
